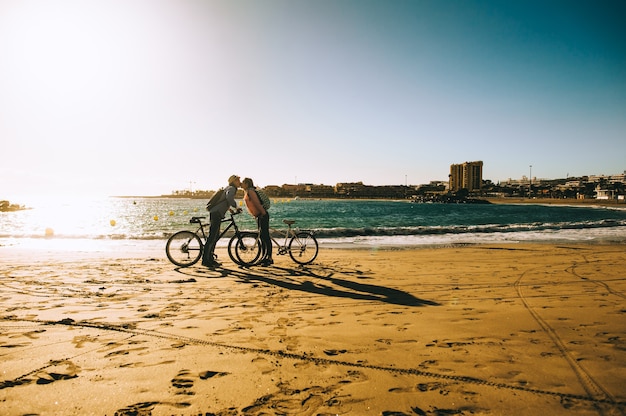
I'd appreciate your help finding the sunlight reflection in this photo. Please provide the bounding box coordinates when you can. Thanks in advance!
[4,196,132,239]
[3,237,164,254]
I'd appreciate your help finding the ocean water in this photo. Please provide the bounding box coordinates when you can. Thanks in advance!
[1,197,626,249]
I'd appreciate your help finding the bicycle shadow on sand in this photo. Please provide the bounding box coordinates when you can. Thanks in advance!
[177,263,439,308]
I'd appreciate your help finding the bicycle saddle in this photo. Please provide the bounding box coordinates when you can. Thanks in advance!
[190,216,206,224]
[282,219,296,225]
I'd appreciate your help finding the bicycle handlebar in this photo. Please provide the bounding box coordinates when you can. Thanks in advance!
[189,208,242,224]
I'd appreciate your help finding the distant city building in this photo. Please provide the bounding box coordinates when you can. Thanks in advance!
[449,161,483,192]
[165,166,624,201]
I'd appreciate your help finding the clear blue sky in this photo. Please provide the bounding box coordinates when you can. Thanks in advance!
[1,0,624,198]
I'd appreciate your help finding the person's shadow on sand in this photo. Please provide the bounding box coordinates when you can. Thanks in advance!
[180,263,439,307]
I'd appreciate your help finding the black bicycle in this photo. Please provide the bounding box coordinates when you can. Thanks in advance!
[165,210,260,267]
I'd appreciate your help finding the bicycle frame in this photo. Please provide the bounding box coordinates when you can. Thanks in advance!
[255,220,309,255]
[268,225,296,255]
[194,214,240,243]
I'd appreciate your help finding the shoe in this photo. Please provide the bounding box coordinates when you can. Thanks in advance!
[259,258,273,267]
[202,260,221,268]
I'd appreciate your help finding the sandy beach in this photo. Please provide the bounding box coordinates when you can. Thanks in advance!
[1,242,625,415]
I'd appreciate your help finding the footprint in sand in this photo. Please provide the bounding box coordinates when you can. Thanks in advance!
[418,359,438,369]
[170,369,229,397]
[241,386,325,416]
[171,369,195,393]
[199,370,229,379]
[269,318,299,350]
[389,381,450,395]
[323,349,347,356]
[35,360,80,385]
[72,335,99,348]
[252,356,274,374]
[23,329,46,339]
[36,372,78,385]
[114,401,191,415]
[344,369,368,383]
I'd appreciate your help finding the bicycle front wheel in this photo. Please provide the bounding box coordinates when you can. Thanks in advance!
[229,232,262,266]
[166,231,203,267]
[288,231,318,264]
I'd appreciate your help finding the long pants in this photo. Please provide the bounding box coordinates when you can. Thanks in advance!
[257,213,272,260]
[203,211,223,263]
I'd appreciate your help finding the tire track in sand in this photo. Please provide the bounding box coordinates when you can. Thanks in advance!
[2,316,624,408]
[513,266,616,405]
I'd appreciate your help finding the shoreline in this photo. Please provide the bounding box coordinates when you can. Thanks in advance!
[3,225,626,256]
[484,196,626,208]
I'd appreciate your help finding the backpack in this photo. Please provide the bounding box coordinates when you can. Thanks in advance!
[206,188,226,211]
[256,188,271,210]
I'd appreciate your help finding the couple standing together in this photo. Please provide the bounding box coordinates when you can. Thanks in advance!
[202,174,272,268]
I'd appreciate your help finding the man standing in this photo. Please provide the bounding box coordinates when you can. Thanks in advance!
[202,174,241,267]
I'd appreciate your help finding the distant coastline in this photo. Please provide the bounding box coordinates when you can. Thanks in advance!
[139,172,626,204]
[111,194,625,208]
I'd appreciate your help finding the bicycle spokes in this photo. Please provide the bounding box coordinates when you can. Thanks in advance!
[166,230,203,267]
[288,231,318,264]
[230,231,262,266]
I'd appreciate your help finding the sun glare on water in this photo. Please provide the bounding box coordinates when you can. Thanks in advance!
[2,195,167,253]
[13,195,123,238]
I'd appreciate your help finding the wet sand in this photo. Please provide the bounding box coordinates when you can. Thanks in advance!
[1,243,625,415]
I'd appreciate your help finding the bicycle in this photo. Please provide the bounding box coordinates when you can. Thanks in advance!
[234,219,319,266]
[165,210,260,267]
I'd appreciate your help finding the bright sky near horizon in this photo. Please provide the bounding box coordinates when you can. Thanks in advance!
[1,0,625,199]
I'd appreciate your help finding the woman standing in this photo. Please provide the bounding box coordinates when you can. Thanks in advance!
[241,178,273,266]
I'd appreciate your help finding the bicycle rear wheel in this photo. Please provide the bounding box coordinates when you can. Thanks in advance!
[166,231,203,267]
[229,232,261,266]
[288,231,318,264]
